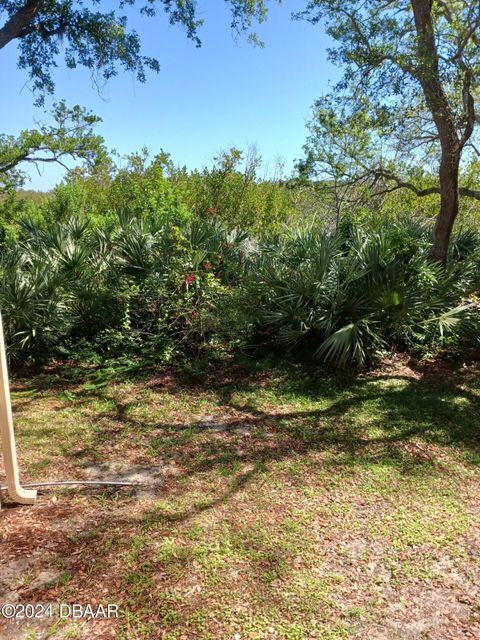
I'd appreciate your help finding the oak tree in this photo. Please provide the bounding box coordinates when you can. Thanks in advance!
[0,1,269,100]
[298,0,480,264]
[0,102,105,191]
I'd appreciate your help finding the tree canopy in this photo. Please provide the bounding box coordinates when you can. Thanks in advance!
[0,0,270,102]
[0,0,270,186]
[297,0,480,263]
[0,102,105,191]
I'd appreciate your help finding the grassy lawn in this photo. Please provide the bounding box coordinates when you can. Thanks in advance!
[1,356,480,639]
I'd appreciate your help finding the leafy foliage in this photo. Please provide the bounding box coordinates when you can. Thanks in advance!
[0,102,106,192]
[247,219,480,367]
[0,208,250,364]
[169,147,296,234]
[1,149,478,369]
[0,0,271,102]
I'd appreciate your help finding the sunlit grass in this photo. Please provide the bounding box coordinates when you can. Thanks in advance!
[3,357,480,639]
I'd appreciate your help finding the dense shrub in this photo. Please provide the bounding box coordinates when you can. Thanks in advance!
[245,220,480,367]
[1,149,479,369]
[0,212,249,364]
[168,148,298,234]
[1,210,478,368]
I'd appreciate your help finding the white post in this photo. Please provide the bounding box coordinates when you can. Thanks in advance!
[0,312,36,508]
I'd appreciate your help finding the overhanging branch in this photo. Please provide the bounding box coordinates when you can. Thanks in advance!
[343,168,480,201]
[0,0,44,49]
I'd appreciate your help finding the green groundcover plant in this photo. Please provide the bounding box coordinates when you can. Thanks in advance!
[247,218,480,367]
[1,207,479,369]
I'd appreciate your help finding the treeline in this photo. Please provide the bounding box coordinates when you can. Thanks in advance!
[0,148,300,240]
[5,146,480,240]
[0,148,479,369]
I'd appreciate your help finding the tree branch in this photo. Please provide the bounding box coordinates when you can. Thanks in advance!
[367,168,480,201]
[0,0,44,49]
[459,63,476,149]
[459,186,480,200]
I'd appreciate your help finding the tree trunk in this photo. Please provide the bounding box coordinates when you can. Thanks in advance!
[432,148,460,266]
[410,0,463,267]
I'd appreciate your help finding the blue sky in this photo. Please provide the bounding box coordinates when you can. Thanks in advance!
[1,1,339,190]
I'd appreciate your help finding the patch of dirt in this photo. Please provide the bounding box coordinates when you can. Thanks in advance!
[196,415,254,435]
[0,498,124,639]
[358,589,479,639]
[83,461,182,497]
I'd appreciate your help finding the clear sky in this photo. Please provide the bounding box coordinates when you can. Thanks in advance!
[1,1,339,190]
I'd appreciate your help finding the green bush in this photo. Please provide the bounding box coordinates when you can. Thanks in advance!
[245,219,480,367]
[0,211,248,365]
[1,158,478,371]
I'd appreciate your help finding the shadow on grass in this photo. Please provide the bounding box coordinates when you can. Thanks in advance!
[3,361,478,640]
[8,359,480,526]
[9,361,461,524]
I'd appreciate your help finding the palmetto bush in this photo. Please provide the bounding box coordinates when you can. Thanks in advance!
[246,220,480,367]
[0,247,70,361]
[0,213,249,363]
[0,217,119,361]
[1,212,478,367]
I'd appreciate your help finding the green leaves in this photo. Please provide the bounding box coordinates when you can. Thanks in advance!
[0,206,252,363]
[315,319,386,368]
[1,1,273,101]
[248,220,480,367]
[0,102,106,192]
[422,302,476,339]
[0,205,478,368]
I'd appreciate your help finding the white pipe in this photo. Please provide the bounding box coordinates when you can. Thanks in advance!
[0,312,37,508]
[0,480,140,490]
